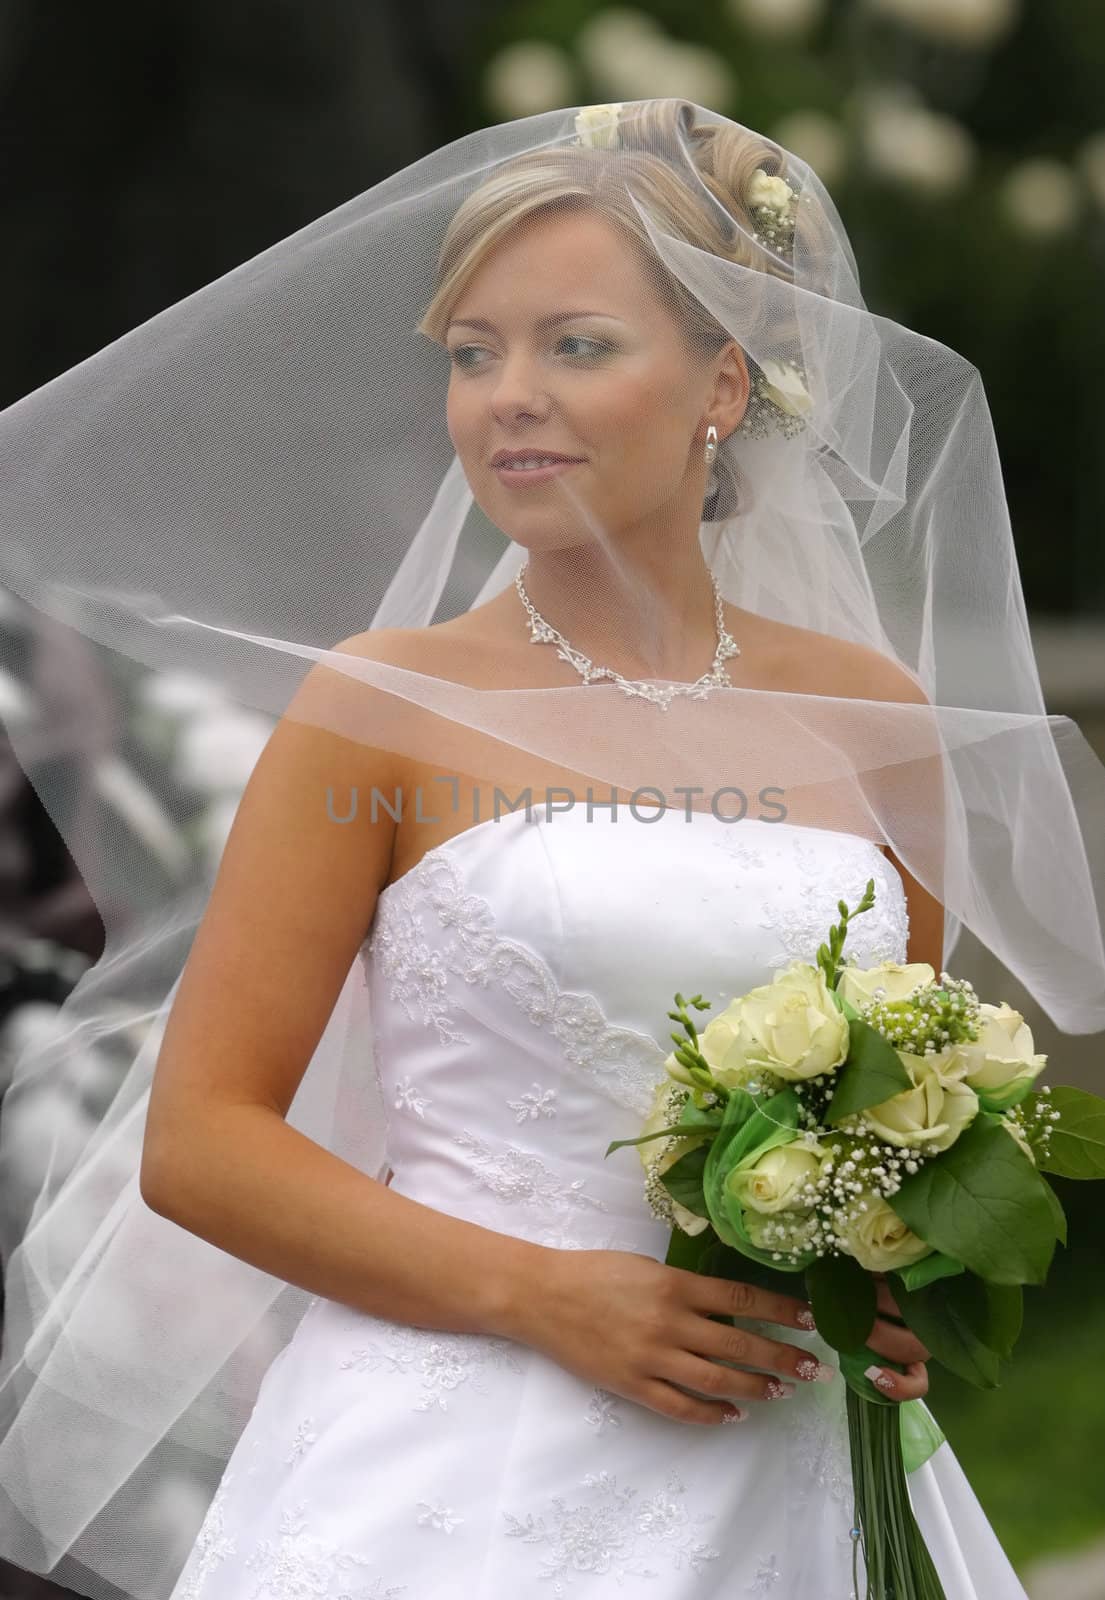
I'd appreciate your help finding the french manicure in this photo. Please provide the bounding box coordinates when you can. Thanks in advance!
[865,1364,896,1392]
[795,1358,837,1383]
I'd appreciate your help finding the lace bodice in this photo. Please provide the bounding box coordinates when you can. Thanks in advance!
[360,805,909,1256]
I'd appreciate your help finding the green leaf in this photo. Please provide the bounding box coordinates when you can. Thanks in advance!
[805,1252,877,1351]
[836,992,861,1022]
[889,1274,1004,1388]
[604,1124,689,1156]
[659,1144,711,1219]
[825,1020,912,1125]
[982,1281,1023,1359]
[675,1098,725,1134]
[889,1116,1061,1285]
[1039,1173,1068,1246]
[893,1251,965,1291]
[1031,1085,1105,1179]
[664,1221,716,1273]
[838,1345,902,1406]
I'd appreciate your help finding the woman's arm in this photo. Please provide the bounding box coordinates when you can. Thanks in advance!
[139,635,546,1339]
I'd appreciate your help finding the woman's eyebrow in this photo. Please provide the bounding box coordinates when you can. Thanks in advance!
[446,310,624,333]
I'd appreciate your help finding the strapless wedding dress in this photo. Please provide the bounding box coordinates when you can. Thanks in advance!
[168,806,1028,1599]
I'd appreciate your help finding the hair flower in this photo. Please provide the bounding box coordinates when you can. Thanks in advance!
[574,104,624,149]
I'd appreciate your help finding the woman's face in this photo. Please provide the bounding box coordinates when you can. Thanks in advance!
[444,208,746,554]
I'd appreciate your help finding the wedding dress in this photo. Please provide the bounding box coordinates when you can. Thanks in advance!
[166,804,1027,1600]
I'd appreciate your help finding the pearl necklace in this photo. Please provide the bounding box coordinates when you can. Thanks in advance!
[513,562,740,711]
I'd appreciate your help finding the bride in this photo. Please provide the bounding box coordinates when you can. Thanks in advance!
[1,97,1101,1599]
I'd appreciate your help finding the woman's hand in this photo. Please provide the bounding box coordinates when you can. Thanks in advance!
[523,1248,842,1427]
[863,1272,931,1401]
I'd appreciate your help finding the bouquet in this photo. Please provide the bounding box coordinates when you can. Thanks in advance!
[606,879,1105,1600]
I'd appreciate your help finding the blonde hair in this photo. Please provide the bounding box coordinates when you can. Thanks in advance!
[417,100,800,520]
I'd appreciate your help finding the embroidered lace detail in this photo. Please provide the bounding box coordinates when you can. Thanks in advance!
[338,1323,525,1412]
[784,1383,854,1510]
[416,1501,464,1534]
[176,1472,237,1599]
[452,1128,610,1220]
[393,1074,431,1118]
[584,1389,623,1435]
[709,829,769,869]
[759,835,909,970]
[242,1502,407,1596]
[284,1417,318,1466]
[367,853,665,1114]
[502,1467,720,1596]
[507,1082,558,1122]
[746,1551,783,1593]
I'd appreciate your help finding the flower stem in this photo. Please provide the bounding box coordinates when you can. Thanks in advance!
[846,1388,947,1598]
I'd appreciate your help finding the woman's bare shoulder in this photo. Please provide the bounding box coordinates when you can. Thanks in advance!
[730,606,929,703]
[333,596,519,681]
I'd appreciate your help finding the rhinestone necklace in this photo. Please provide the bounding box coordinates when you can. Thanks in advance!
[513,562,740,712]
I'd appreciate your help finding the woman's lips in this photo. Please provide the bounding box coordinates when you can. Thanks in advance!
[492,458,584,486]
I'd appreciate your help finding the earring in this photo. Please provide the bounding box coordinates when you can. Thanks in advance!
[703,422,722,496]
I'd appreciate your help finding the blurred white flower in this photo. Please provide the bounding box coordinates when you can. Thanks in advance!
[484,41,577,118]
[578,11,737,109]
[728,0,825,39]
[771,110,847,187]
[577,6,665,72]
[174,707,274,795]
[0,1075,95,1203]
[1077,132,1105,212]
[866,0,1019,49]
[856,87,974,194]
[136,670,228,720]
[999,158,1080,237]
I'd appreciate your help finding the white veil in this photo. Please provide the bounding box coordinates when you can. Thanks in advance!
[0,97,1102,1599]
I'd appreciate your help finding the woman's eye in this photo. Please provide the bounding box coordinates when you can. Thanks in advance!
[558,336,612,359]
[448,335,613,371]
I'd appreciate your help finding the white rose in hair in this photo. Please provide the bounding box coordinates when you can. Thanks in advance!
[747,170,795,214]
[574,104,624,149]
[758,359,813,417]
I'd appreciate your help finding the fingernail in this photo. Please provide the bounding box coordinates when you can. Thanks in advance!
[795,1308,816,1330]
[722,1407,748,1423]
[796,1358,837,1384]
[764,1379,796,1400]
[865,1364,896,1392]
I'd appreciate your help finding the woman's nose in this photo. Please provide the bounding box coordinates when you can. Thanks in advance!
[489,354,548,417]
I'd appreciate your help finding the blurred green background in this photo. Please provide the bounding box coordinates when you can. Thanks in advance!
[2,2,1103,1594]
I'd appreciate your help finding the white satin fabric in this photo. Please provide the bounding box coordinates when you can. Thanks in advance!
[168,807,1028,1599]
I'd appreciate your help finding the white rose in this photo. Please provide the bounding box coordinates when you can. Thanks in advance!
[835,1192,932,1273]
[663,1003,756,1092]
[837,960,935,1009]
[574,104,624,149]
[747,169,795,214]
[949,1001,1047,1102]
[861,1050,978,1152]
[757,359,813,418]
[715,963,849,1084]
[726,1141,828,1215]
[638,1080,712,1235]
